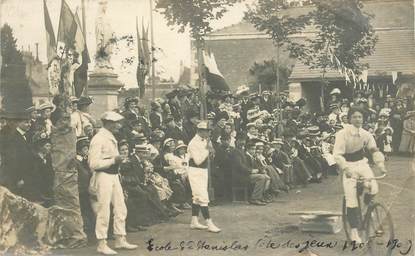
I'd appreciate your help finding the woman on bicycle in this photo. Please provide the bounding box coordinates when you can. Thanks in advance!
[333,107,387,243]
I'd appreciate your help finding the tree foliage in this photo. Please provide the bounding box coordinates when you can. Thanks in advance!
[245,0,377,75]
[244,0,310,47]
[0,23,32,111]
[156,0,241,43]
[1,23,24,66]
[249,60,292,91]
[288,0,378,74]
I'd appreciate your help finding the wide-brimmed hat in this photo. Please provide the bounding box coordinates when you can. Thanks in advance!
[124,96,139,105]
[78,96,93,106]
[135,144,151,152]
[307,126,321,136]
[38,101,56,112]
[163,138,175,148]
[406,111,415,118]
[101,111,124,122]
[175,140,187,151]
[270,138,284,145]
[76,136,90,150]
[235,85,249,97]
[249,93,261,101]
[247,108,261,121]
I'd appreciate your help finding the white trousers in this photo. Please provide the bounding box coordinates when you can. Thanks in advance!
[343,158,379,208]
[187,167,209,206]
[95,172,127,240]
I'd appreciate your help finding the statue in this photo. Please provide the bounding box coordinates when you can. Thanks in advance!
[95,0,115,72]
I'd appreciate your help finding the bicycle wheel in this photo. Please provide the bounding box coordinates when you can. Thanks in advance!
[365,203,394,256]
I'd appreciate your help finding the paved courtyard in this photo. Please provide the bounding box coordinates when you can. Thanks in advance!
[56,156,415,256]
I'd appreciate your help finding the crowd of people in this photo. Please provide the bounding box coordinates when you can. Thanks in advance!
[0,84,414,253]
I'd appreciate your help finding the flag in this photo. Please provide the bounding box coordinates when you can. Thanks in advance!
[136,17,147,98]
[56,0,77,58]
[73,10,90,97]
[43,0,56,62]
[203,51,230,91]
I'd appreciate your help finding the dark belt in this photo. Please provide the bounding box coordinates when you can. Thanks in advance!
[189,159,208,169]
[344,149,365,162]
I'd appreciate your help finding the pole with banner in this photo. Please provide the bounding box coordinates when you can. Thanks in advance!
[149,0,156,100]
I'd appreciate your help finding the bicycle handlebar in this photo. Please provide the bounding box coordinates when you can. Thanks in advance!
[352,173,387,181]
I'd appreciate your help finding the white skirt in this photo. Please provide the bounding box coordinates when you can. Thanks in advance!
[187,167,209,206]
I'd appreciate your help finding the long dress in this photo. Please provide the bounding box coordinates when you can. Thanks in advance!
[399,118,415,153]
[119,160,169,227]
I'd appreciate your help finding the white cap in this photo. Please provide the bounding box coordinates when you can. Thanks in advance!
[101,111,124,122]
[197,120,210,130]
[330,88,341,95]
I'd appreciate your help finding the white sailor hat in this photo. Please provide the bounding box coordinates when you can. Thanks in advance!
[101,111,124,122]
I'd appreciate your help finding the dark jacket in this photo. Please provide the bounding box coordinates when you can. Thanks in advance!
[230,148,251,186]
[150,111,163,130]
[0,128,36,198]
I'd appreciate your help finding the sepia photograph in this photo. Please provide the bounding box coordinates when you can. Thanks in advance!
[0,0,414,255]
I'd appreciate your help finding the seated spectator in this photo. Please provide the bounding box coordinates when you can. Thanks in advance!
[234,139,270,205]
[270,139,295,189]
[118,141,171,230]
[162,138,188,211]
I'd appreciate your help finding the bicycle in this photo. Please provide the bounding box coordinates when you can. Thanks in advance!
[342,173,395,256]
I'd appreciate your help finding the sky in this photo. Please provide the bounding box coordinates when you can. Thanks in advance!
[0,0,254,87]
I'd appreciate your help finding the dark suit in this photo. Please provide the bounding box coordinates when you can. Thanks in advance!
[150,111,163,130]
[164,126,186,142]
[0,128,36,200]
[231,149,269,201]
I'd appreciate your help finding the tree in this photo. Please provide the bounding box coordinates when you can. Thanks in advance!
[156,0,240,118]
[244,0,309,94]
[0,23,33,112]
[249,60,292,92]
[288,0,378,76]
[287,0,377,109]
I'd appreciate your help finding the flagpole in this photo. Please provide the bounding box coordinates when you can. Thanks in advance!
[81,0,88,96]
[149,0,156,100]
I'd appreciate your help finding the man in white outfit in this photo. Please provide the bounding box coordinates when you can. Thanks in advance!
[88,111,138,255]
[187,121,221,233]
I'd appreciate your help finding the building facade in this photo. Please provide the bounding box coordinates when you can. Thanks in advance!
[192,0,414,112]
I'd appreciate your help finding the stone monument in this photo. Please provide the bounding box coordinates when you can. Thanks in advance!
[88,0,123,119]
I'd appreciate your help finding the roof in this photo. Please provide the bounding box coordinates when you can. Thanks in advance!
[289,28,415,81]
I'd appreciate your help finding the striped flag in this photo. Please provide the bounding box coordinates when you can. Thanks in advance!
[203,51,229,91]
[56,0,77,58]
[73,10,90,97]
[43,0,56,63]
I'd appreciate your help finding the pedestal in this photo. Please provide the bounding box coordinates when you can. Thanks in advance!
[88,72,123,120]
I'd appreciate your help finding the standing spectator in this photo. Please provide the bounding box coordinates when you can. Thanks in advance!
[399,111,415,154]
[0,110,36,199]
[36,101,55,136]
[390,100,405,152]
[149,101,163,130]
[71,96,95,137]
[88,111,137,254]
[73,136,95,238]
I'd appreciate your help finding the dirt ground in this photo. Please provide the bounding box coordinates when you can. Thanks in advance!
[55,156,414,256]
